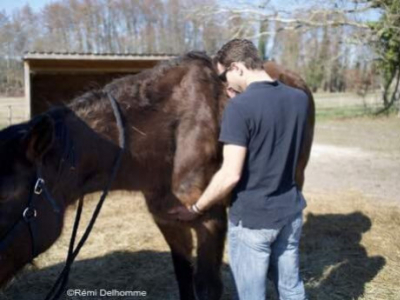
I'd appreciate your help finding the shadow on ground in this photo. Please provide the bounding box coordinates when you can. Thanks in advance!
[299,211,386,300]
[0,212,385,300]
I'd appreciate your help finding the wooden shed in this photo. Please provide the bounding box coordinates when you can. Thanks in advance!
[23,52,176,120]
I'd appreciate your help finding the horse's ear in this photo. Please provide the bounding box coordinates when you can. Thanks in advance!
[22,115,55,162]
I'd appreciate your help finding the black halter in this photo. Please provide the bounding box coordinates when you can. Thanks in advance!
[0,116,75,259]
[0,170,63,255]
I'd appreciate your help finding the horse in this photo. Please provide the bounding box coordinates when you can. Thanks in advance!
[0,51,314,300]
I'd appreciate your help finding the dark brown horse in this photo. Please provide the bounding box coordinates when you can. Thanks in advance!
[0,52,314,300]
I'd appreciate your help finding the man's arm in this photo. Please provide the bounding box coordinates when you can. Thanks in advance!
[168,144,247,221]
[195,144,246,212]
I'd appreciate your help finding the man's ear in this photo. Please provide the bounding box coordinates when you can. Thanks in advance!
[229,62,239,75]
[22,114,55,162]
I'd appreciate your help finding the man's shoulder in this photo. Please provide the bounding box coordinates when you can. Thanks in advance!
[226,94,251,113]
[228,89,260,114]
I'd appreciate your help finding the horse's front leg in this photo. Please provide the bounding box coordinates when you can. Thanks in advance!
[193,204,227,300]
[154,219,196,300]
[143,190,196,300]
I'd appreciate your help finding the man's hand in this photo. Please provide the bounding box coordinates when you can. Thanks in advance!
[168,205,200,222]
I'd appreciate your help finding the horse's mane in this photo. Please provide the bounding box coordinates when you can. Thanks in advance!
[68,51,214,116]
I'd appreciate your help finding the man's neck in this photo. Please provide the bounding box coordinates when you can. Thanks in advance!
[245,70,274,89]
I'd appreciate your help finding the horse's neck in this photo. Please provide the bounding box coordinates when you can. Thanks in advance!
[62,110,128,203]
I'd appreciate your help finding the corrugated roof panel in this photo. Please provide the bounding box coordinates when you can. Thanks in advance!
[23,51,178,61]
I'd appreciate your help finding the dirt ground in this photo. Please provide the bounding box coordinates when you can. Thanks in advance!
[1,116,400,300]
[305,116,400,204]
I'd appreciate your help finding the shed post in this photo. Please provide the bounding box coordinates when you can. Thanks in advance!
[24,61,31,120]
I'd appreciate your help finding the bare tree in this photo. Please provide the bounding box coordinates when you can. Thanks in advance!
[192,0,398,113]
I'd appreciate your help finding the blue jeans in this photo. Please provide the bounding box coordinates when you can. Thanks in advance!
[228,212,306,300]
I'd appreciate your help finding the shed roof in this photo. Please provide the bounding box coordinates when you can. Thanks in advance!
[23,51,178,61]
[23,51,178,73]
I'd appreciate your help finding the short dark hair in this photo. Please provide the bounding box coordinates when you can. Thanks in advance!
[215,39,264,70]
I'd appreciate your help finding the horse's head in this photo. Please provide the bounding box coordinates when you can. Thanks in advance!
[0,114,67,285]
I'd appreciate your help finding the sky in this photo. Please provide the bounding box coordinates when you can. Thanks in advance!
[0,0,381,21]
[0,0,55,14]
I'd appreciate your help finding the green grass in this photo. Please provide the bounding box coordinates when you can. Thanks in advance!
[316,106,373,121]
[315,105,399,121]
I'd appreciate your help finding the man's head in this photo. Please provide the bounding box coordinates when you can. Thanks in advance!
[214,39,265,94]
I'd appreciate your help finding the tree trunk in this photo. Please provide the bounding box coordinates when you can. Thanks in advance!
[376,68,400,115]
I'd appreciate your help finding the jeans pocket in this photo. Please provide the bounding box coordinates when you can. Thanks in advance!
[228,222,241,266]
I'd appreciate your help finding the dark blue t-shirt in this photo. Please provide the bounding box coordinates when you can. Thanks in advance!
[219,80,308,229]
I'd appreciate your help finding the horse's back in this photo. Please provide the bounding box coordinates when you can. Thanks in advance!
[264,61,315,189]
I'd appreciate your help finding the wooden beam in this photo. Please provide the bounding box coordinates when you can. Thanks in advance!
[23,53,176,61]
[24,61,31,121]
[30,68,143,74]
[26,59,162,71]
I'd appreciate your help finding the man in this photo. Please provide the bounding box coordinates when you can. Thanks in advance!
[169,39,309,300]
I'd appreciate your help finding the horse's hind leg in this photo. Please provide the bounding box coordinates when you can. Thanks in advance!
[193,205,227,300]
[154,220,195,300]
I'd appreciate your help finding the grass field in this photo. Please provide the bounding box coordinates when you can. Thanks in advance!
[0,95,399,300]
[314,92,388,120]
